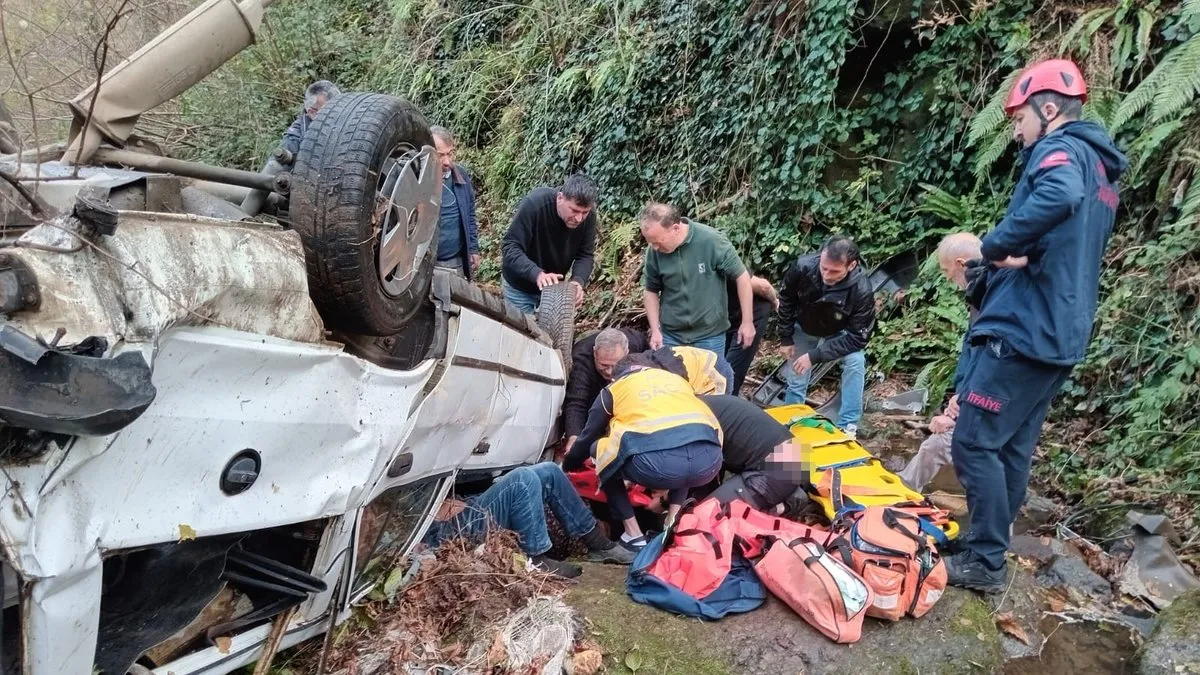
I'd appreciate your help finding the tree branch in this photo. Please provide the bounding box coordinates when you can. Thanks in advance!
[73,0,135,172]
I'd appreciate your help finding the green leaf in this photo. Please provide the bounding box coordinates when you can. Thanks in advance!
[1150,33,1200,122]
[625,650,644,672]
[383,566,406,599]
[967,70,1019,148]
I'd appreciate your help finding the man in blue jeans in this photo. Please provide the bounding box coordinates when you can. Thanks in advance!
[776,235,876,435]
[945,59,1126,591]
[422,462,635,578]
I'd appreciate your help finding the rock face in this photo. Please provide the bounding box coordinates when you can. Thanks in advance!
[1138,589,1200,675]
[568,564,1003,675]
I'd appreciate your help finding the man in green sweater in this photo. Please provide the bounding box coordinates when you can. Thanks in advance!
[640,202,755,356]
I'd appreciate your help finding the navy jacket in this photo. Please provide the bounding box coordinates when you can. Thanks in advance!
[441,164,481,280]
[971,121,1128,366]
[279,112,308,161]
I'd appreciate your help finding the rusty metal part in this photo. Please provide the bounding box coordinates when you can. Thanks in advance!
[73,186,119,235]
[0,253,40,314]
[90,148,282,193]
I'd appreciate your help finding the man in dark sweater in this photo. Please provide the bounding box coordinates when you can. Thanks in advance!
[561,327,649,456]
[500,174,598,314]
[701,395,808,511]
[776,235,876,435]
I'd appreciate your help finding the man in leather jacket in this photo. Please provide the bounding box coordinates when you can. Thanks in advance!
[776,235,875,434]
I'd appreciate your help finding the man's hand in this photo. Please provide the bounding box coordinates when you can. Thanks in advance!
[536,271,564,289]
[929,415,955,434]
[563,435,577,459]
[791,352,812,376]
[737,321,756,348]
[570,280,584,307]
[649,330,664,350]
[993,256,1028,269]
[470,253,481,272]
[946,393,960,419]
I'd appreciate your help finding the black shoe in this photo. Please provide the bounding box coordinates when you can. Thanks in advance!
[945,552,1007,593]
[532,554,582,579]
[586,542,637,565]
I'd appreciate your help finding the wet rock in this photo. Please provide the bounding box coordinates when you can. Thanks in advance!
[1009,534,1069,565]
[1037,554,1113,600]
[1015,494,1059,533]
[1137,589,1200,675]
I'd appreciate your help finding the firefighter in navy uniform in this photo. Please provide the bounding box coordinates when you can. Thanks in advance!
[945,59,1128,591]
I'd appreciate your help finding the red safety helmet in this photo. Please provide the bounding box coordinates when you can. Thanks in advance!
[1004,59,1088,116]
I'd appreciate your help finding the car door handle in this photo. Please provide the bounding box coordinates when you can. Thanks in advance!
[386,452,414,478]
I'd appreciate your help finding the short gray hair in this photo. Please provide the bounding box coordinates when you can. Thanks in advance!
[937,232,982,262]
[593,328,629,355]
[304,80,341,111]
[430,125,455,145]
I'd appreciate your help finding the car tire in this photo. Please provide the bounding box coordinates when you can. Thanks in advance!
[536,282,576,378]
[290,92,440,336]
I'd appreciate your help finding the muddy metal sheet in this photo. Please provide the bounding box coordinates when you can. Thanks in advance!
[5,211,323,348]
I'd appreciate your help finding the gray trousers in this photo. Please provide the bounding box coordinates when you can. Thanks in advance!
[898,429,953,491]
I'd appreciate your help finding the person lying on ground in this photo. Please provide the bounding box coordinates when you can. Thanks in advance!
[500,174,598,314]
[646,344,736,396]
[562,353,723,551]
[725,274,779,393]
[700,394,808,512]
[421,462,636,579]
[898,232,984,491]
[562,328,649,457]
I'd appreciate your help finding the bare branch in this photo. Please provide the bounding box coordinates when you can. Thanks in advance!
[73,0,136,173]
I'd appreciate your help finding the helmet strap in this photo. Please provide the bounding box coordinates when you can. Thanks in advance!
[1032,102,1055,139]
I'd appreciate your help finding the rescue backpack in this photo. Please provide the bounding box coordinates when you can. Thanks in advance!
[627,498,766,619]
[827,505,948,621]
[754,536,874,644]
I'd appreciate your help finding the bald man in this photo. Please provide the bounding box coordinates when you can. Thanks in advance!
[899,233,986,491]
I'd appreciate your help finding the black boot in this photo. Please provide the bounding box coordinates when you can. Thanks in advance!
[945,552,1007,593]
[578,526,637,564]
[532,555,582,579]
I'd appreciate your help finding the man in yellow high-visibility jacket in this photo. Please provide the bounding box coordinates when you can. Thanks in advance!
[647,345,735,396]
[562,353,723,551]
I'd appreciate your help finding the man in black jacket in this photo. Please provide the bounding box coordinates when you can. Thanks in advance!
[500,174,598,314]
[702,395,807,511]
[561,328,649,456]
[776,235,876,434]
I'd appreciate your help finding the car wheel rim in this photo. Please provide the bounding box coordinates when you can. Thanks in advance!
[376,143,438,297]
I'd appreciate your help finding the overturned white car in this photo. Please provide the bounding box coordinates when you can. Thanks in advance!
[0,1,573,672]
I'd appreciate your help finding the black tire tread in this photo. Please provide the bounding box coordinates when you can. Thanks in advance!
[535,282,576,377]
[290,92,436,336]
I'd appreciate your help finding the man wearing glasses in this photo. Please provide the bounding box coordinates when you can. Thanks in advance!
[431,125,481,279]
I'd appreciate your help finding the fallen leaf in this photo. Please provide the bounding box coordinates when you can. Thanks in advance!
[486,631,507,666]
[383,566,405,599]
[625,649,644,672]
[214,636,231,654]
[1045,589,1069,612]
[573,649,603,675]
[178,524,197,541]
[995,612,1030,645]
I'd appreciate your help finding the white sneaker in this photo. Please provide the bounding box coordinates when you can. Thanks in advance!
[844,424,858,440]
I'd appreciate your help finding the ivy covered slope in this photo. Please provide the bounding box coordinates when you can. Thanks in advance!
[178,0,1199,534]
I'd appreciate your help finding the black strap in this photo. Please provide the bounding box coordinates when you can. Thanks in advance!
[674,528,724,560]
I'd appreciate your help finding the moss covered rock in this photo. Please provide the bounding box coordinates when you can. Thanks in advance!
[1138,589,1200,675]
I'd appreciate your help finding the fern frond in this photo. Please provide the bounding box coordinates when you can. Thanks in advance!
[1134,9,1155,74]
[1060,7,1114,56]
[1113,22,1133,76]
[1179,173,1200,228]
[1150,33,1200,122]
[1183,0,1200,23]
[916,183,971,226]
[1112,45,1180,131]
[1128,119,1184,174]
[967,70,1020,148]
[973,127,1013,179]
